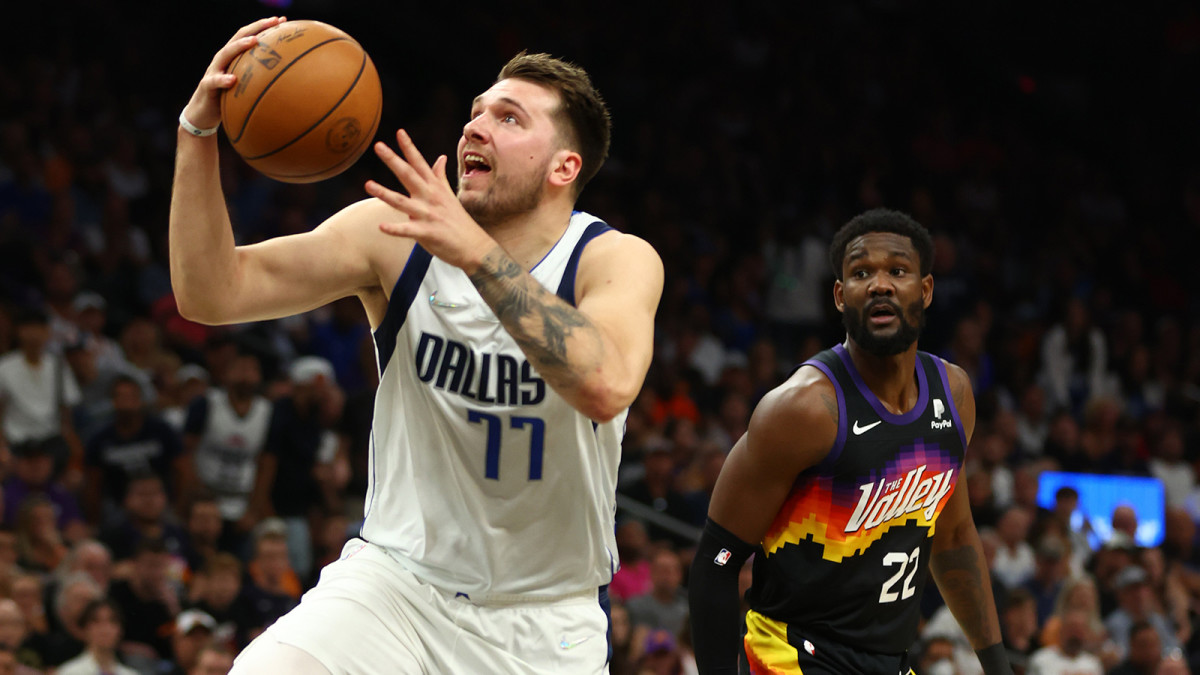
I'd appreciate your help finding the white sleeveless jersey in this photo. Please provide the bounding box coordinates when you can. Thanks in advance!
[191,389,272,521]
[364,212,625,598]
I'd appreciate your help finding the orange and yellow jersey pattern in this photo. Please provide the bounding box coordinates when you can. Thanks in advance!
[746,345,966,657]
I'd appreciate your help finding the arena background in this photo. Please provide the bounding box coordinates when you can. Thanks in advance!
[1,1,1199,674]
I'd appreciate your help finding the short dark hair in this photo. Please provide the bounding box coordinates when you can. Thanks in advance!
[828,208,934,281]
[1055,486,1080,502]
[497,52,611,198]
[109,373,144,398]
[79,598,122,628]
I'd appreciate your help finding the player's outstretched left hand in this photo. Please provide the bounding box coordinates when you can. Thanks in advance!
[366,130,495,272]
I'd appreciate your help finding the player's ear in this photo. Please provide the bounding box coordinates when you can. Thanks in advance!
[833,279,845,313]
[548,149,582,189]
[922,274,934,309]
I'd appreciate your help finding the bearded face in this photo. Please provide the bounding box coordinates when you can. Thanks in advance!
[841,296,925,356]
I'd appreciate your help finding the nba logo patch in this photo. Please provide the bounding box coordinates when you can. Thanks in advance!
[714,549,732,566]
[804,640,815,655]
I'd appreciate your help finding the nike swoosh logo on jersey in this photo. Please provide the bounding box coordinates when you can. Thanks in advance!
[852,420,883,435]
[559,635,593,650]
[428,291,463,308]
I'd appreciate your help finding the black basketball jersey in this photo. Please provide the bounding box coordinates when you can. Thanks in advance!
[746,344,967,655]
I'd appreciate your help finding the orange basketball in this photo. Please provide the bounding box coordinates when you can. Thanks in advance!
[221,20,382,183]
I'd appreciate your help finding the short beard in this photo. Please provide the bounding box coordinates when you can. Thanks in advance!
[458,169,544,228]
[843,298,925,356]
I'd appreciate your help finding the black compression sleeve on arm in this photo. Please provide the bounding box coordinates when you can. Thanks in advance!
[975,643,1014,675]
[689,518,758,675]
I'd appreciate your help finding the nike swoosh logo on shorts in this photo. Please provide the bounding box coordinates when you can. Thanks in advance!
[559,636,593,650]
[852,420,882,435]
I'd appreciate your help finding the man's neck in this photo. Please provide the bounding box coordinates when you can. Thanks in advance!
[226,391,254,415]
[21,349,43,366]
[91,648,117,669]
[652,587,677,604]
[114,416,143,437]
[482,202,575,271]
[843,339,921,414]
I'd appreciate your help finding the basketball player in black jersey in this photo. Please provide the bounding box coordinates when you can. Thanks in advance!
[689,209,1012,675]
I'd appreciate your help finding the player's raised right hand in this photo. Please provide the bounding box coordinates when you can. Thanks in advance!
[180,16,287,133]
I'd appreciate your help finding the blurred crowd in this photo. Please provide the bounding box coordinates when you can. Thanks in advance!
[2,0,1200,674]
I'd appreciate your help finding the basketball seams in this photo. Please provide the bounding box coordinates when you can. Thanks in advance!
[268,93,381,181]
[240,50,369,162]
[227,37,354,146]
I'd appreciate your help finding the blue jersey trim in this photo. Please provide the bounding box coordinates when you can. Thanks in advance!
[599,583,613,666]
[555,221,611,307]
[372,245,433,375]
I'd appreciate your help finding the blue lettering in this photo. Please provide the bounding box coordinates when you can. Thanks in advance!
[436,340,469,392]
[415,333,443,383]
[476,353,496,404]
[520,361,545,405]
[460,349,478,400]
[497,355,519,405]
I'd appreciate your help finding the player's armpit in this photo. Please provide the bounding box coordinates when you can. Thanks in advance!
[706,368,838,546]
[174,198,403,326]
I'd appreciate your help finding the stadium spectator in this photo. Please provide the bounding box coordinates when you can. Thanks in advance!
[107,537,179,661]
[1000,588,1040,675]
[248,356,346,581]
[188,553,261,652]
[188,645,234,675]
[55,599,138,675]
[241,522,297,629]
[0,598,48,671]
[180,349,271,555]
[1027,608,1104,675]
[1108,620,1164,675]
[610,520,653,602]
[164,609,217,675]
[626,549,688,642]
[0,307,83,475]
[83,374,184,527]
[43,540,112,637]
[993,506,1037,590]
[3,439,87,543]
[1105,566,1181,662]
[99,471,187,564]
[44,572,104,666]
[180,493,223,578]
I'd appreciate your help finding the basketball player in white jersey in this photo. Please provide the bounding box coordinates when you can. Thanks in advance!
[171,17,663,675]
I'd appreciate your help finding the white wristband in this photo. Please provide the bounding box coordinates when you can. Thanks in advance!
[179,110,219,137]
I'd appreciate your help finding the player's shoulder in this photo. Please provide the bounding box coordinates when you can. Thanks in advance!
[573,226,664,302]
[933,356,972,403]
[317,197,415,249]
[578,227,662,271]
[747,364,839,457]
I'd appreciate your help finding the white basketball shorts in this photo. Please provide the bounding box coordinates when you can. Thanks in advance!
[237,538,611,674]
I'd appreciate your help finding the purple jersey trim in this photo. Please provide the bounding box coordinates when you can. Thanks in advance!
[932,354,968,449]
[799,360,847,469]
[832,343,929,426]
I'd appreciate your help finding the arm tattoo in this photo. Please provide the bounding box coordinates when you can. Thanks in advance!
[930,544,1000,646]
[951,373,967,411]
[469,245,600,388]
[819,393,838,423]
